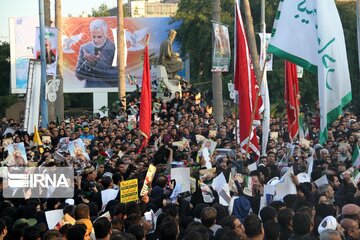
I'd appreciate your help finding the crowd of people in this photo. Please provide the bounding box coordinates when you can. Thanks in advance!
[0,86,359,240]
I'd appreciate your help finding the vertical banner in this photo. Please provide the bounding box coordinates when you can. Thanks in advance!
[35,27,58,76]
[212,22,230,72]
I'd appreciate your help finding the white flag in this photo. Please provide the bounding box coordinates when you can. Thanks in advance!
[260,33,270,156]
[269,0,352,144]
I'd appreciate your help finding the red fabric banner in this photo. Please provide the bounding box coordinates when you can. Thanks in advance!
[285,61,300,142]
[138,34,152,150]
[234,2,262,158]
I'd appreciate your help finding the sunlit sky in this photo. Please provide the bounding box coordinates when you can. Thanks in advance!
[0,0,121,41]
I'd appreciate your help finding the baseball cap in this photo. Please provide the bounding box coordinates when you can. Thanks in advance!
[318,216,337,234]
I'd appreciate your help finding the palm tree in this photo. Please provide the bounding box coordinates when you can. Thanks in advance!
[117,0,126,109]
[242,0,261,82]
[55,0,64,119]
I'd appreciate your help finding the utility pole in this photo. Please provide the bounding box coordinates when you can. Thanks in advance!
[117,0,126,109]
[55,0,64,120]
[242,0,261,82]
[39,0,48,128]
[212,0,224,124]
[44,0,56,122]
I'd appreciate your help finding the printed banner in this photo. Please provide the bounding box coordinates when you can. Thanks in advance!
[120,178,138,203]
[5,142,27,167]
[35,27,58,76]
[68,139,90,160]
[140,164,156,196]
[212,22,230,72]
[10,17,185,93]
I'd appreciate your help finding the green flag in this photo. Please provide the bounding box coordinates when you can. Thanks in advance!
[353,145,360,168]
[269,0,352,144]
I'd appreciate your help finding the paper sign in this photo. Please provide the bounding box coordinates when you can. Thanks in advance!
[306,156,314,175]
[68,139,89,160]
[248,162,257,172]
[341,167,355,180]
[196,135,206,144]
[94,211,111,223]
[2,138,13,148]
[140,164,156,196]
[171,168,190,193]
[172,138,190,151]
[101,189,119,209]
[314,175,329,187]
[128,115,137,130]
[201,139,217,155]
[264,184,275,206]
[54,213,75,230]
[259,196,266,217]
[275,166,297,199]
[200,182,215,203]
[218,186,231,205]
[170,184,182,200]
[6,142,27,166]
[211,173,231,206]
[45,209,64,229]
[350,169,360,187]
[199,168,216,184]
[120,178,138,203]
[211,172,227,192]
[42,136,51,145]
[286,143,295,158]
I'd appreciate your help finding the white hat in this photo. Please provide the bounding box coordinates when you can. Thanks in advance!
[103,172,113,178]
[318,216,337,234]
[267,177,280,186]
[297,172,311,183]
[65,199,75,205]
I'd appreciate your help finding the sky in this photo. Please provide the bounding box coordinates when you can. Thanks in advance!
[0,0,120,42]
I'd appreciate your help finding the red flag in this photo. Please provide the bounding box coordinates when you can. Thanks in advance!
[138,34,152,151]
[234,2,262,158]
[284,61,300,142]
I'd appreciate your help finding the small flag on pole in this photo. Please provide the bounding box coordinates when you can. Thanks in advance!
[352,144,360,168]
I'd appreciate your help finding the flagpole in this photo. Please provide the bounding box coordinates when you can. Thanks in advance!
[245,61,267,159]
[244,0,267,159]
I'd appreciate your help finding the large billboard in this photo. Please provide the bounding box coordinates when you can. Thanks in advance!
[10,17,184,93]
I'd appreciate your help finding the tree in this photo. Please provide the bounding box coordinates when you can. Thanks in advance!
[337,1,360,113]
[117,0,126,109]
[0,42,10,96]
[92,3,110,17]
[173,0,233,84]
[0,41,16,117]
[174,0,359,116]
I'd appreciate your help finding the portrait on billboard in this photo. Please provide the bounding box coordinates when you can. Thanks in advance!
[10,17,185,93]
[34,27,58,76]
[74,19,118,88]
